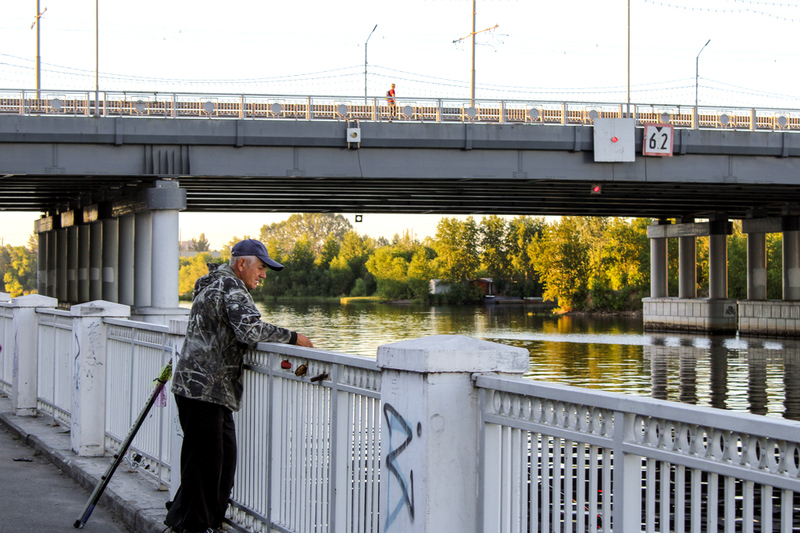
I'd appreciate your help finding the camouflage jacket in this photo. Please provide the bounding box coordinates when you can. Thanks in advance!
[171,263,297,411]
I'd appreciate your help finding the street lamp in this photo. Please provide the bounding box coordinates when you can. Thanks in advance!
[95,0,99,115]
[364,24,377,103]
[695,39,710,109]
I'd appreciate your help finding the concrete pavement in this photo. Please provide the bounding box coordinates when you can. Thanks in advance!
[0,394,171,533]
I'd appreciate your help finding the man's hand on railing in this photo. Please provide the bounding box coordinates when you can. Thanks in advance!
[295,333,314,348]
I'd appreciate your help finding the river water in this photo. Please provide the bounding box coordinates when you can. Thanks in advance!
[204,300,800,421]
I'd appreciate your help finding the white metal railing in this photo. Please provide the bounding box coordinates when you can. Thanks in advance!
[477,375,800,533]
[104,317,178,488]
[232,343,382,533]
[2,89,800,131]
[0,302,13,394]
[36,308,73,426]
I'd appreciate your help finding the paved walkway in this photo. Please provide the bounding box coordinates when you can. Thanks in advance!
[0,395,171,533]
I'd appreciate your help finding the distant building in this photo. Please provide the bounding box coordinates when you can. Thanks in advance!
[429,279,451,295]
[470,278,494,296]
[180,250,222,259]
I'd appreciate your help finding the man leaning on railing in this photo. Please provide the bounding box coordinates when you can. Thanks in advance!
[164,239,314,533]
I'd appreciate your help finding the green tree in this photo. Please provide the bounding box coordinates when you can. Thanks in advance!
[2,244,37,297]
[506,216,545,297]
[529,217,589,311]
[479,215,508,287]
[431,216,479,282]
[259,213,352,255]
[188,233,211,252]
[316,234,341,268]
[178,253,217,298]
[767,233,783,299]
[727,222,747,300]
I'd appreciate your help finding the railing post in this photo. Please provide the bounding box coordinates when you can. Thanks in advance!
[376,335,528,533]
[70,300,130,456]
[11,294,57,416]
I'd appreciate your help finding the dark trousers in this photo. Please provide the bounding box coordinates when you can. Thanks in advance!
[166,395,237,532]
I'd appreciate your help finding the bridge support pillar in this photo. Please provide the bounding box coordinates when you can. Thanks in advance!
[36,231,46,296]
[708,233,728,300]
[46,229,56,298]
[78,224,91,303]
[89,220,103,301]
[130,180,188,324]
[134,211,152,308]
[747,231,767,300]
[678,217,696,299]
[650,219,669,298]
[118,214,135,306]
[740,214,800,337]
[56,228,68,302]
[783,224,800,301]
[67,226,79,303]
[102,217,119,302]
[376,335,528,533]
[645,218,736,334]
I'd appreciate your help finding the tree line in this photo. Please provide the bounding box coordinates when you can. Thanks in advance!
[0,214,785,311]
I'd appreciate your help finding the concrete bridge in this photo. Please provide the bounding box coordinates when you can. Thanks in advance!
[1,90,800,333]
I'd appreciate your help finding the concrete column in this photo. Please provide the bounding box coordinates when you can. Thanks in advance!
[678,235,696,299]
[56,228,68,302]
[747,232,767,300]
[102,218,119,302]
[708,233,727,299]
[376,335,529,533]
[36,232,47,296]
[118,214,135,306]
[151,209,180,309]
[70,301,130,456]
[66,226,79,303]
[46,230,57,298]
[11,294,57,416]
[134,211,152,308]
[89,221,103,301]
[650,237,668,298]
[783,228,800,301]
[77,224,91,303]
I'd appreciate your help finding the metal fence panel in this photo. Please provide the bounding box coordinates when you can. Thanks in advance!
[231,345,381,533]
[0,303,14,394]
[478,375,800,533]
[35,309,73,426]
[104,317,175,488]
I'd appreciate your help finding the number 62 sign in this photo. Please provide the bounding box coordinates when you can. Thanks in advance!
[643,123,674,157]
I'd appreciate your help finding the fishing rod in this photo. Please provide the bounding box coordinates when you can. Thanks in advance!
[74,360,173,529]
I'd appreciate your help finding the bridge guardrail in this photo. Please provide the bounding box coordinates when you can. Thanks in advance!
[2,89,799,131]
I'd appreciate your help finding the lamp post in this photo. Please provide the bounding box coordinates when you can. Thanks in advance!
[95,0,99,115]
[364,24,377,103]
[695,39,710,109]
[626,0,630,117]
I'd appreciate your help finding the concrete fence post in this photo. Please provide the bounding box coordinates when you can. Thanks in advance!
[11,294,57,416]
[376,335,529,533]
[70,300,130,456]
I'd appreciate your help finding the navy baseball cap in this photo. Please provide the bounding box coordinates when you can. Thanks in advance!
[231,239,284,271]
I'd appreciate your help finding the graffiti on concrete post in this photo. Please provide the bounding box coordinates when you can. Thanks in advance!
[383,403,416,531]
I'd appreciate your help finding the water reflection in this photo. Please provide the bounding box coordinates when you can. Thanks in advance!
[180,300,800,420]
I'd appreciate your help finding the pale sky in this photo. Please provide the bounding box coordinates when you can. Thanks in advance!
[1,0,798,248]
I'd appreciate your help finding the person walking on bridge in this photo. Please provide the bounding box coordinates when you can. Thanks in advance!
[386,83,396,121]
[165,239,314,533]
